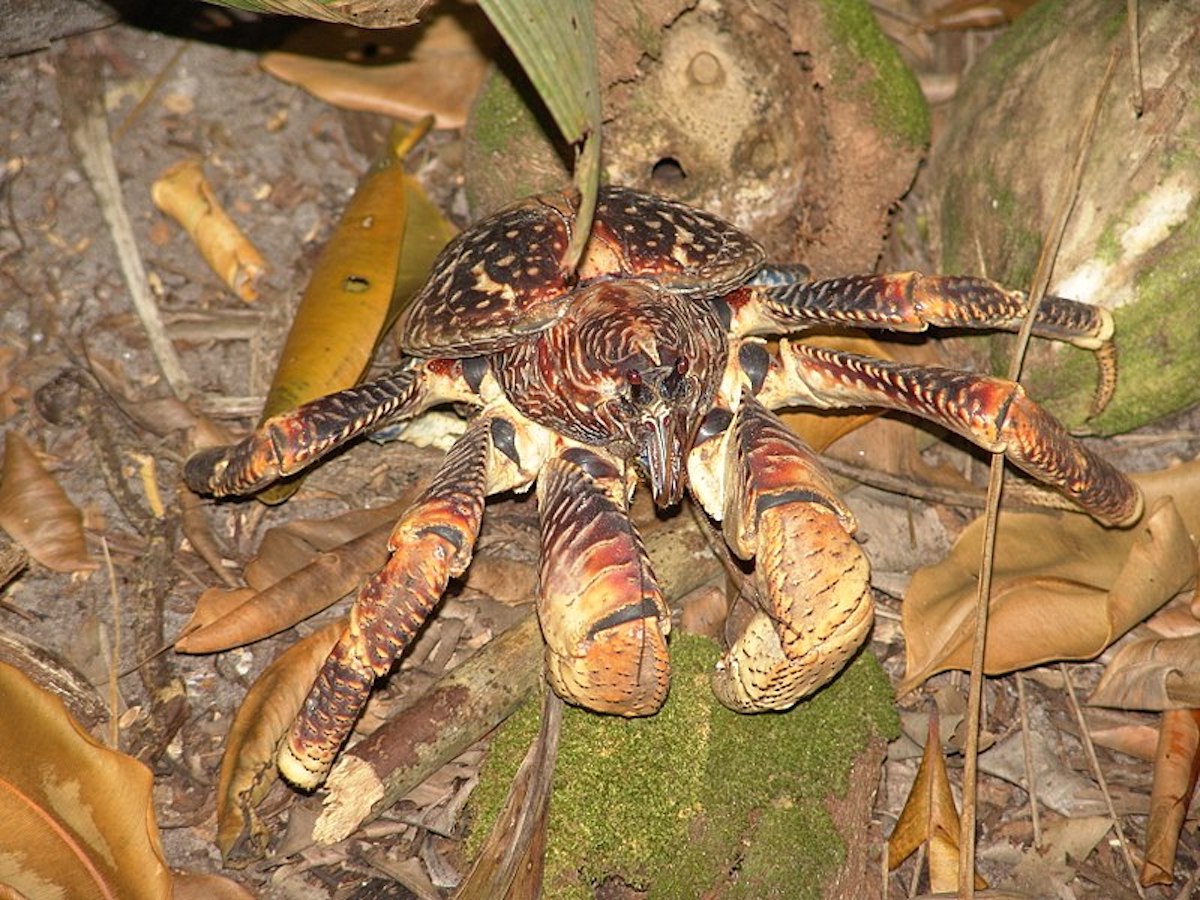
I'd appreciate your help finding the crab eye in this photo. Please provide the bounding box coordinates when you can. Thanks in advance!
[626,369,643,386]
[675,357,689,376]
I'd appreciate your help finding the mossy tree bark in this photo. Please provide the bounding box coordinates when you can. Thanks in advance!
[927,0,1200,433]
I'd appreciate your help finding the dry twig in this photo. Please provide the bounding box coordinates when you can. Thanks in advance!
[958,46,1122,898]
[54,37,192,400]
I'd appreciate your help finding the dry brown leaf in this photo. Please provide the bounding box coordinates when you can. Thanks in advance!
[151,158,266,303]
[902,460,1200,691]
[1086,708,1159,762]
[86,354,211,439]
[216,619,344,863]
[1141,708,1200,886]
[0,660,172,898]
[260,13,495,129]
[175,523,388,653]
[0,431,96,573]
[242,500,408,590]
[1145,602,1200,639]
[1090,635,1200,710]
[888,707,987,893]
[176,499,410,653]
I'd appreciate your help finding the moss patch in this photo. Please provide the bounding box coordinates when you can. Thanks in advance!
[817,0,930,148]
[972,0,1068,87]
[468,634,898,899]
[939,165,1043,291]
[463,64,570,212]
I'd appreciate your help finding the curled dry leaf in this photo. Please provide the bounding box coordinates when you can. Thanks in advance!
[1140,708,1200,887]
[175,524,389,653]
[0,660,172,898]
[260,12,494,129]
[175,499,408,653]
[151,158,266,303]
[216,619,344,863]
[0,430,96,573]
[902,460,1200,691]
[1090,635,1200,710]
[888,707,987,893]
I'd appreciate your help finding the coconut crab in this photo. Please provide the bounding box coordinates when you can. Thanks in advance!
[185,186,1142,789]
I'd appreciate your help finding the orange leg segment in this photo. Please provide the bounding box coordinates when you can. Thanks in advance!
[767,343,1142,526]
[277,417,492,788]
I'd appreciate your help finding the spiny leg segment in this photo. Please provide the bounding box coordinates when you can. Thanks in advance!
[536,446,671,716]
[278,416,501,788]
[688,394,873,712]
[760,342,1142,526]
[183,357,479,497]
[733,271,1118,413]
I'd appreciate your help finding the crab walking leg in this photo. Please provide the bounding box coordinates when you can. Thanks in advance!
[536,446,671,716]
[278,414,532,788]
[184,357,479,497]
[735,273,1117,412]
[740,272,1112,347]
[763,342,1143,526]
[689,394,873,711]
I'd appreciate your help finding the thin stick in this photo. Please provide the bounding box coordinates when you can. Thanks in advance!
[55,38,193,400]
[1060,663,1146,897]
[101,536,121,750]
[1015,672,1043,848]
[1126,0,1144,117]
[958,46,1122,898]
[820,455,1080,513]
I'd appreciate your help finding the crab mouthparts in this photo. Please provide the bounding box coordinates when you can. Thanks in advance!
[639,409,691,509]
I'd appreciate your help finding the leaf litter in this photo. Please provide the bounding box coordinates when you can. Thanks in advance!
[1,2,1198,897]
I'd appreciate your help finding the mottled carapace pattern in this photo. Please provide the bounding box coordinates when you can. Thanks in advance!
[398,186,763,357]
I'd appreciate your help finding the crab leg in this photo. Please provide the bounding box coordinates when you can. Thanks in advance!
[688,394,873,712]
[184,356,480,497]
[278,413,537,788]
[760,342,1143,526]
[536,446,671,716]
[734,272,1117,412]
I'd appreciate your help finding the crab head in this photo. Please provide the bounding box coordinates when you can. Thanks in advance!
[567,282,728,508]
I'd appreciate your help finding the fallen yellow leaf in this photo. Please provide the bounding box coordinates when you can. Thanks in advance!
[888,706,987,892]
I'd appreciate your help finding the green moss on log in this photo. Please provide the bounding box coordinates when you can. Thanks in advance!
[467,634,898,898]
[816,0,930,149]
